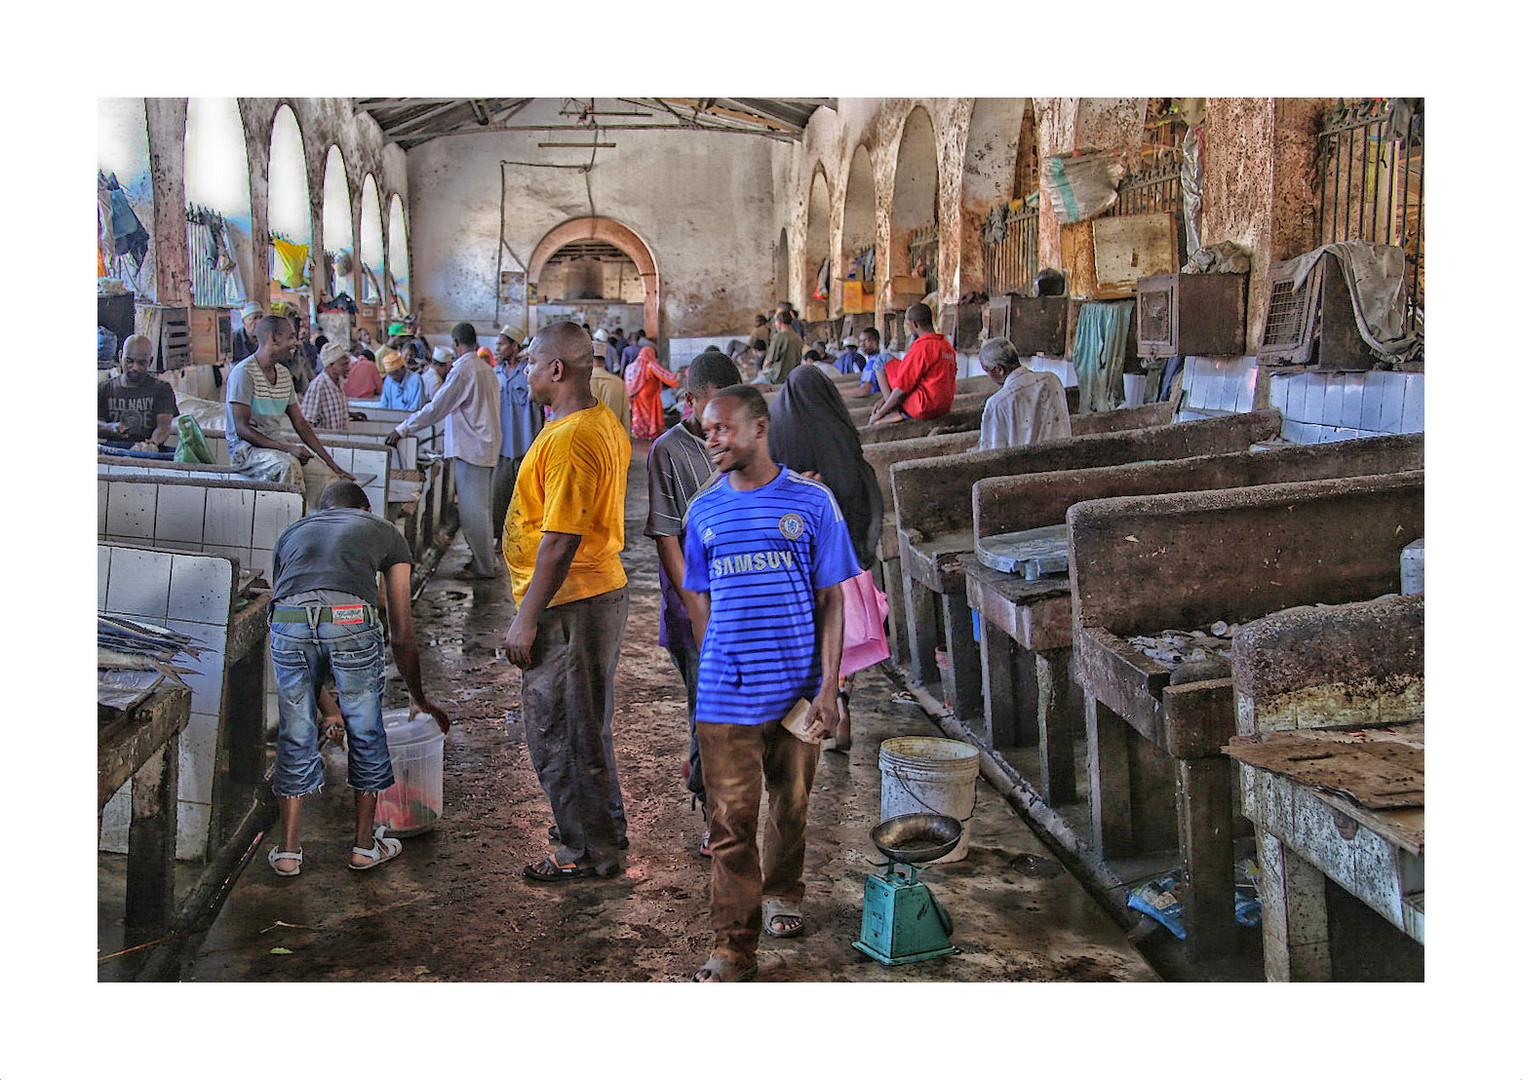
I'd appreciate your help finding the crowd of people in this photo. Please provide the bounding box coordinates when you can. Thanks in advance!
[98,296,1072,982]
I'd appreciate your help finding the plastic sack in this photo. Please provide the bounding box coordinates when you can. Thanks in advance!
[840,569,891,677]
[173,414,214,464]
[1040,148,1126,224]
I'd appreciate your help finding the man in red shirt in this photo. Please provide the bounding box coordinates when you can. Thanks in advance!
[869,303,956,424]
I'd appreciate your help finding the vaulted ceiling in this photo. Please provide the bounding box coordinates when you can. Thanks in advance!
[353,98,835,150]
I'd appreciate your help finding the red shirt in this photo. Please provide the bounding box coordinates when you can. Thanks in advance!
[886,332,957,419]
[344,357,385,399]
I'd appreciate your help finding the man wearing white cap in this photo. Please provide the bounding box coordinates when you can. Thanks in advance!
[836,336,867,375]
[491,323,544,543]
[232,300,263,362]
[423,346,451,400]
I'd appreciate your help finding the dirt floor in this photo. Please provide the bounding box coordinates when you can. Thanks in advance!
[100,445,1159,984]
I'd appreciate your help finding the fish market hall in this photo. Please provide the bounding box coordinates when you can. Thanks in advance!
[95,96,1427,997]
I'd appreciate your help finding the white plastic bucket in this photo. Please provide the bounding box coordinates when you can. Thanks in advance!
[878,736,980,863]
[374,709,445,836]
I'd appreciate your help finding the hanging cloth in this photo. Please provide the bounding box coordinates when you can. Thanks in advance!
[1072,300,1134,413]
[271,237,310,289]
[813,257,830,301]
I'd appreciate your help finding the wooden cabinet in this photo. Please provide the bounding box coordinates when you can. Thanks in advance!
[188,306,233,367]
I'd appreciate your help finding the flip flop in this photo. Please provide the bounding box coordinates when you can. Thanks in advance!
[692,952,758,983]
[761,897,804,938]
[349,825,401,871]
[267,847,303,877]
[523,855,620,881]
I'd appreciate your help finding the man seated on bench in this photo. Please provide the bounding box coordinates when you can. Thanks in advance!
[226,314,354,506]
[98,334,178,452]
[868,303,955,425]
[976,336,1071,450]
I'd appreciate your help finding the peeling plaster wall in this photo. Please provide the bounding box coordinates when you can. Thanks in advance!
[406,100,781,342]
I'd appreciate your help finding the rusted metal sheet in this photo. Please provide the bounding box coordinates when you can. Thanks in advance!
[1092,212,1178,296]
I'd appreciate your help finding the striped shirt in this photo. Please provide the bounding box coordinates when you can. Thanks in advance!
[225,357,295,462]
[683,467,859,725]
[300,370,349,431]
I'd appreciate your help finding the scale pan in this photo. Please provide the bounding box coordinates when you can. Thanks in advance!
[870,813,962,864]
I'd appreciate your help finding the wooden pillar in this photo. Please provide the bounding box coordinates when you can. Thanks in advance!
[1084,692,1134,858]
[979,619,1017,749]
[1034,648,1077,805]
[144,98,191,306]
[1257,829,1332,981]
[902,563,938,687]
[1177,755,1239,961]
[125,740,179,942]
[880,556,908,665]
[939,589,983,723]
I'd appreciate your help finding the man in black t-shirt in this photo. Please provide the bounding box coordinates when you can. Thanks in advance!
[97,334,178,450]
[265,481,449,877]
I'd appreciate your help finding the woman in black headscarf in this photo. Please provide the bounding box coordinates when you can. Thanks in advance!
[769,363,883,752]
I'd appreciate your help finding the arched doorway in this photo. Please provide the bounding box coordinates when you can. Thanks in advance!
[888,106,938,329]
[842,144,876,308]
[321,146,354,302]
[805,167,831,318]
[268,104,313,320]
[526,217,658,341]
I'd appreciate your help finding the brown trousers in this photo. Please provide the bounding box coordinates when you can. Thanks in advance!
[696,716,820,964]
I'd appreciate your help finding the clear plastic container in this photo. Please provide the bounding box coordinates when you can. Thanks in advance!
[374,708,445,836]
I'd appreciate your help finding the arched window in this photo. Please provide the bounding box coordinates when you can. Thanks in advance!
[184,97,251,306]
[268,105,313,317]
[321,146,354,301]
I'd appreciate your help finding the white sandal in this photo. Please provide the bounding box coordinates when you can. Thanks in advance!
[349,825,401,871]
[268,847,303,877]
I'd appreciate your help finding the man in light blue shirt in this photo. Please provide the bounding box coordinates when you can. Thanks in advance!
[491,323,545,543]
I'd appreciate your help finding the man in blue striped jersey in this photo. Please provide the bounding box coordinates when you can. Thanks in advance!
[681,385,858,982]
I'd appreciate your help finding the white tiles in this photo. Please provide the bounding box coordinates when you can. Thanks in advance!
[106,481,156,539]
[252,490,294,552]
[98,545,112,606]
[176,803,212,861]
[167,551,234,625]
[203,487,256,548]
[154,483,208,545]
[176,712,222,804]
[1377,371,1409,433]
[104,546,172,621]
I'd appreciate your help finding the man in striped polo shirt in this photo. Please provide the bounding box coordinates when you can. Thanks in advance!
[682,385,858,982]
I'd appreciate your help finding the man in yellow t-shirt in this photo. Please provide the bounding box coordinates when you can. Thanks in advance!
[503,321,632,882]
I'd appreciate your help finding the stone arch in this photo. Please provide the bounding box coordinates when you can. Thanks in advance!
[359,174,384,306]
[888,106,939,302]
[775,228,790,311]
[841,144,876,290]
[321,145,354,300]
[805,166,832,313]
[527,217,659,339]
[960,98,1029,294]
[388,193,410,316]
[184,97,252,305]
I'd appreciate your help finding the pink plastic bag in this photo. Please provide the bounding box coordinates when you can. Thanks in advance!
[840,569,891,677]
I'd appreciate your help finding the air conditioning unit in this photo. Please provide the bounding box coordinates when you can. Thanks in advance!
[1258,256,1383,371]
[1136,272,1247,358]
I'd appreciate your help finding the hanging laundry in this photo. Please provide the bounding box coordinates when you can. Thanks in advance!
[272,237,310,289]
[813,257,830,301]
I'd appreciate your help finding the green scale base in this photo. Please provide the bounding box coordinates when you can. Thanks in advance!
[853,867,957,966]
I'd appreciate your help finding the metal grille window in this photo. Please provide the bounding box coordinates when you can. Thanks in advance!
[1315,98,1424,325]
[1102,102,1188,267]
[984,198,1040,297]
[186,205,239,307]
[907,224,938,296]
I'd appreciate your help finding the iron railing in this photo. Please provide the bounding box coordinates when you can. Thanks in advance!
[984,200,1040,297]
[1102,147,1186,268]
[1315,98,1423,327]
[186,205,239,307]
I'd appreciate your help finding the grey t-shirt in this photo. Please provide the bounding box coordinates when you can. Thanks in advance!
[644,421,716,540]
[271,508,412,607]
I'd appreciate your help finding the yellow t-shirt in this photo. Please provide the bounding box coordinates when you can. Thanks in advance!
[504,401,630,607]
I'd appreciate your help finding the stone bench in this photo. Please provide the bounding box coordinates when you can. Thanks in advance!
[1228,593,1424,980]
[893,409,1284,726]
[966,433,1424,805]
[1068,470,1424,959]
[860,401,1179,664]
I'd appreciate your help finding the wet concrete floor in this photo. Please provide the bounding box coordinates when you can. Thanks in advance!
[103,445,1159,984]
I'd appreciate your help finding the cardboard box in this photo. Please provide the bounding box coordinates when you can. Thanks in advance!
[189,306,233,367]
[889,275,926,308]
[841,279,875,315]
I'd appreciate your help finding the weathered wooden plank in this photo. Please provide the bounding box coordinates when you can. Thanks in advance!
[1085,693,1135,858]
[1162,678,1238,760]
[1175,755,1238,961]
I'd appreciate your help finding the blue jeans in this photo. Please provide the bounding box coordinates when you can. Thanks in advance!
[268,617,392,798]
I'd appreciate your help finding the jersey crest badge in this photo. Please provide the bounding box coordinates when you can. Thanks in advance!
[778,513,806,540]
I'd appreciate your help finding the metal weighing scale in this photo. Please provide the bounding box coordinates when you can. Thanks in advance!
[853,813,960,965]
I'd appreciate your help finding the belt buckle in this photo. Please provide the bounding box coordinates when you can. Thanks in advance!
[331,604,366,625]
